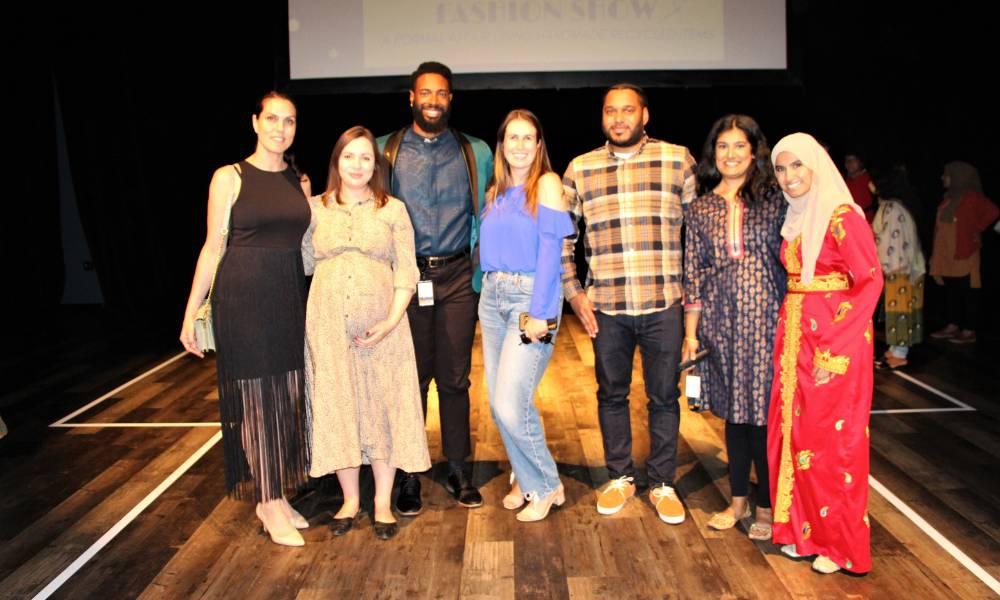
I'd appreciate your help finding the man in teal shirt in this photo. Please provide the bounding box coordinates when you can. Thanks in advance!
[377,62,492,516]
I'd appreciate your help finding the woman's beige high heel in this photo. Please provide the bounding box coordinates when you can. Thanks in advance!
[257,503,305,547]
[516,483,565,522]
[288,507,309,530]
[503,473,525,510]
[281,498,309,529]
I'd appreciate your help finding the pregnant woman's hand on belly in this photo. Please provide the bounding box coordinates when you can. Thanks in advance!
[354,318,397,348]
[354,288,413,348]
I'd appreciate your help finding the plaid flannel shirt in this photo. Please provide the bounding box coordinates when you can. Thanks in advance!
[561,136,697,316]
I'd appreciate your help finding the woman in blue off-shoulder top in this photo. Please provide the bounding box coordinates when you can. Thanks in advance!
[478,109,573,522]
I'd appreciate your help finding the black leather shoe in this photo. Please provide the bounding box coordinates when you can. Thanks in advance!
[373,520,399,540]
[394,473,423,516]
[446,471,483,508]
[330,512,358,537]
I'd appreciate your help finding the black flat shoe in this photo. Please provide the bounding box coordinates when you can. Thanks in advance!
[394,473,423,516]
[330,513,359,537]
[373,520,399,540]
[446,471,483,508]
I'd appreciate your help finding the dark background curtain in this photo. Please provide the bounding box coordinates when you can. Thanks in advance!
[8,37,61,330]
[8,0,996,344]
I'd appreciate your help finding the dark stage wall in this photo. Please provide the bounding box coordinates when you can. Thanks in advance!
[11,1,997,340]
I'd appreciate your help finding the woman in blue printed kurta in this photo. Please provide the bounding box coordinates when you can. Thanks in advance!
[683,115,786,540]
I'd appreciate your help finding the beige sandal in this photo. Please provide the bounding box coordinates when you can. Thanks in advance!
[748,521,772,540]
[748,507,773,540]
[707,504,751,530]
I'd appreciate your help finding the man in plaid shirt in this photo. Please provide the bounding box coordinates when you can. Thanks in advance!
[562,83,696,524]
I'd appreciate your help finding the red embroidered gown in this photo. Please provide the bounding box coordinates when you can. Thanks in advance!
[767,205,884,573]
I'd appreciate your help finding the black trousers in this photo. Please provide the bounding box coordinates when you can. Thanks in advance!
[592,304,683,487]
[405,256,478,465]
[943,275,981,331]
[725,422,771,508]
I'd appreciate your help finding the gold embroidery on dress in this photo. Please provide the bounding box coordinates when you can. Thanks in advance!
[820,506,829,518]
[814,347,850,374]
[835,419,845,431]
[774,294,804,524]
[801,521,812,540]
[830,205,852,244]
[864,321,872,344]
[786,236,802,273]
[833,301,854,323]
[796,450,814,470]
[844,472,853,485]
[787,273,849,292]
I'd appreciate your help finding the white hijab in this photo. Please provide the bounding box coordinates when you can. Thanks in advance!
[771,133,863,283]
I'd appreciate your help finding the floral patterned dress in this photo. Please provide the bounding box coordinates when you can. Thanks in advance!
[303,196,431,476]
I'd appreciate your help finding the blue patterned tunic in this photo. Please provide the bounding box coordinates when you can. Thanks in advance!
[683,188,787,425]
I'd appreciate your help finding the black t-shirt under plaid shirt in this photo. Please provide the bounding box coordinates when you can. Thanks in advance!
[561,136,697,316]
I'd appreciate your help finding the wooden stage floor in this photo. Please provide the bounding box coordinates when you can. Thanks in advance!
[1,315,999,599]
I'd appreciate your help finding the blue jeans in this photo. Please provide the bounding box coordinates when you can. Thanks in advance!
[593,305,682,487]
[478,272,561,498]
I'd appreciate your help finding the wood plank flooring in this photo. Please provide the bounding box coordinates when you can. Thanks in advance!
[1,315,998,599]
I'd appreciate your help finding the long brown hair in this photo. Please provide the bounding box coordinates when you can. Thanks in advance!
[321,125,389,208]
[486,109,553,217]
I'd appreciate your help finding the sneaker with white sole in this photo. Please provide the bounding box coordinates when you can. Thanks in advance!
[649,484,685,524]
[596,476,635,515]
[812,555,841,574]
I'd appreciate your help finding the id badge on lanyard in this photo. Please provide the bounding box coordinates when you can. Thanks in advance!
[417,279,434,307]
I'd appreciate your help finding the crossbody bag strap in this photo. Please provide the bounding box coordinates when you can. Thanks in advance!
[452,129,479,216]
[382,128,406,189]
[204,163,241,303]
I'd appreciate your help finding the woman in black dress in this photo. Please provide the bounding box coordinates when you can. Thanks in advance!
[181,91,312,547]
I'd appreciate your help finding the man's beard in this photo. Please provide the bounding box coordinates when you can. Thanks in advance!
[603,124,644,149]
[412,103,451,135]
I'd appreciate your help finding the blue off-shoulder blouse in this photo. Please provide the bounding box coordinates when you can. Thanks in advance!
[479,184,574,319]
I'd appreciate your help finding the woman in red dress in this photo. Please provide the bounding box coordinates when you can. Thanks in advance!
[768,133,883,574]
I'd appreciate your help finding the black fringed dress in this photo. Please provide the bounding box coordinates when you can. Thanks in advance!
[211,160,311,502]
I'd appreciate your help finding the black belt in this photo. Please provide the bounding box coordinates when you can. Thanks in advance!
[416,248,470,270]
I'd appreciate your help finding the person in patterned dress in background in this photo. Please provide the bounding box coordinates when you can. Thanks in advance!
[872,166,925,369]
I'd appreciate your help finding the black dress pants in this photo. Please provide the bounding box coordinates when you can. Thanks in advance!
[405,256,478,464]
